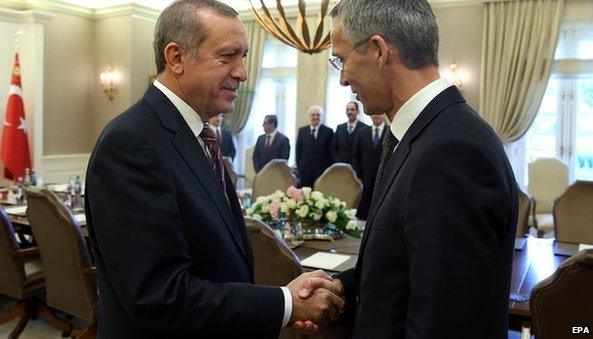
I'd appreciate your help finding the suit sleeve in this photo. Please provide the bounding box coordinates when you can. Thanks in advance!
[86,126,284,337]
[296,129,303,170]
[226,131,236,160]
[280,136,290,161]
[326,129,335,164]
[332,126,340,163]
[253,137,262,173]
[403,139,513,338]
[352,131,362,177]
[334,268,356,326]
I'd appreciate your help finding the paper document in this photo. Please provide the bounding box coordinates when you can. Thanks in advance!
[579,243,593,252]
[47,184,69,192]
[4,205,27,216]
[74,213,86,224]
[300,252,351,271]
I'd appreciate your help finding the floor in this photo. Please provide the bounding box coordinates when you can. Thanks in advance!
[0,296,75,338]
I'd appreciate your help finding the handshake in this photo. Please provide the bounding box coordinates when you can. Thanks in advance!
[287,270,345,333]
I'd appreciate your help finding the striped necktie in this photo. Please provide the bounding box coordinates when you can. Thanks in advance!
[200,123,226,195]
[373,130,398,194]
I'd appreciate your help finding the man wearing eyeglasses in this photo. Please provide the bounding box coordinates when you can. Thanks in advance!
[296,0,518,338]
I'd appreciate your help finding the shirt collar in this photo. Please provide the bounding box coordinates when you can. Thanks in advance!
[348,120,358,128]
[310,125,320,131]
[267,130,278,139]
[389,77,451,141]
[372,122,386,133]
[153,79,204,137]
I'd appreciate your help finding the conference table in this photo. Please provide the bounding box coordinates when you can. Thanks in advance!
[295,235,568,329]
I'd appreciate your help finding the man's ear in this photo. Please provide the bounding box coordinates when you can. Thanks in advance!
[164,42,185,75]
[369,35,392,69]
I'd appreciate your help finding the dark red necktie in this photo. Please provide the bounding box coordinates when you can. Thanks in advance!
[200,123,226,195]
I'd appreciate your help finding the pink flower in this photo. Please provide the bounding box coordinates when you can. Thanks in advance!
[286,186,304,203]
[268,198,282,220]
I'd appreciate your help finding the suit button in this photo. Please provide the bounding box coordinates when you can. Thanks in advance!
[356,295,360,303]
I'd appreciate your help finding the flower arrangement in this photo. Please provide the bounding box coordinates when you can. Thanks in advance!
[246,186,361,238]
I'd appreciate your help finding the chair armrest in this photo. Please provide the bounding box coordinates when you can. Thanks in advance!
[10,247,40,257]
[81,266,96,276]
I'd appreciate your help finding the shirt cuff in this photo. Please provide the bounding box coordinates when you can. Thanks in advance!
[280,286,293,328]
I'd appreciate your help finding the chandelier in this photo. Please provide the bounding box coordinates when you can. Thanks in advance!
[249,0,335,54]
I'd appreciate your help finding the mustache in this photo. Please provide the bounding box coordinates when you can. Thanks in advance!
[221,81,240,90]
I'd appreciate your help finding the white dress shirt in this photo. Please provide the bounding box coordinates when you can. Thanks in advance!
[266,130,278,147]
[347,120,358,133]
[153,80,293,327]
[371,122,386,142]
[310,125,320,139]
[389,77,452,150]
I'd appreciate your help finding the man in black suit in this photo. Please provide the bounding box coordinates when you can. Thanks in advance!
[296,105,334,188]
[352,114,386,220]
[84,1,344,338]
[332,101,367,164]
[296,0,518,337]
[208,113,236,160]
[253,115,290,173]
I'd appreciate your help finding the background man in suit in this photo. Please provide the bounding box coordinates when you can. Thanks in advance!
[296,0,518,337]
[85,1,344,338]
[209,113,236,160]
[253,115,290,173]
[352,114,386,220]
[332,101,367,164]
[296,105,334,188]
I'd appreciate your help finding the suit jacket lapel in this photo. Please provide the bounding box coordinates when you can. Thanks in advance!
[143,85,248,262]
[358,86,466,261]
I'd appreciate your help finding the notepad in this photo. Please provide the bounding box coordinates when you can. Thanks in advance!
[579,243,593,252]
[4,205,27,216]
[300,252,351,271]
[74,213,86,224]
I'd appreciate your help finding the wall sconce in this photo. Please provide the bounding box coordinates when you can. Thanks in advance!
[99,67,117,101]
[442,64,468,91]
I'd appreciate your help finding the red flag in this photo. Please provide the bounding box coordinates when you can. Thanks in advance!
[1,53,31,180]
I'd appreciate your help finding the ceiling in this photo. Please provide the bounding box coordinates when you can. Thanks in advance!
[54,0,329,11]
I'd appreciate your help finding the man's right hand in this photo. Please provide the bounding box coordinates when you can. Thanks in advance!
[286,270,345,327]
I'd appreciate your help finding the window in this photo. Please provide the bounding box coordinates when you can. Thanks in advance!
[240,36,297,172]
[325,68,371,130]
[522,24,593,183]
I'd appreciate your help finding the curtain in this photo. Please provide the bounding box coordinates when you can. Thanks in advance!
[479,0,564,143]
[224,21,266,134]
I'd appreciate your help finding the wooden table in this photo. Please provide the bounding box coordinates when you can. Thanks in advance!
[294,235,567,326]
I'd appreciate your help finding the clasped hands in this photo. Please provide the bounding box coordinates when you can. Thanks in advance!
[287,270,345,333]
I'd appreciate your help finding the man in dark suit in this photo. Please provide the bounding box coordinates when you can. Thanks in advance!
[352,114,386,220]
[296,105,334,188]
[332,101,367,164]
[84,1,344,338]
[296,0,518,337]
[253,115,290,173]
[208,113,236,160]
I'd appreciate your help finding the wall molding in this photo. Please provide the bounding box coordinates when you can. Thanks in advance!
[43,153,90,183]
[0,7,55,24]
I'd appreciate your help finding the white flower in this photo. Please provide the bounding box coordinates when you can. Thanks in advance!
[346,220,358,230]
[261,204,269,213]
[340,201,347,208]
[315,199,326,209]
[311,191,324,201]
[302,187,312,197]
[252,213,263,220]
[311,212,322,221]
[345,209,356,219]
[255,196,268,204]
[297,205,310,218]
[286,199,297,210]
[280,202,288,213]
[326,211,337,223]
[273,190,285,199]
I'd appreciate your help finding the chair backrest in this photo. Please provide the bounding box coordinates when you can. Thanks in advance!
[243,146,256,189]
[516,187,532,238]
[530,249,593,338]
[528,158,568,214]
[252,160,297,200]
[25,187,97,323]
[553,181,593,244]
[0,208,26,299]
[223,156,238,188]
[244,217,302,286]
[314,163,363,209]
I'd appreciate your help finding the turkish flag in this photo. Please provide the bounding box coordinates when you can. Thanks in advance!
[1,53,31,180]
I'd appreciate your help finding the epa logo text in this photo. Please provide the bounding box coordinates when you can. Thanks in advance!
[572,326,590,334]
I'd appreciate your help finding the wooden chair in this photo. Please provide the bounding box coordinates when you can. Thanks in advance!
[530,249,593,338]
[0,207,71,338]
[314,163,362,209]
[516,187,532,238]
[528,158,568,235]
[553,180,593,245]
[252,160,297,200]
[25,188,98,338]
